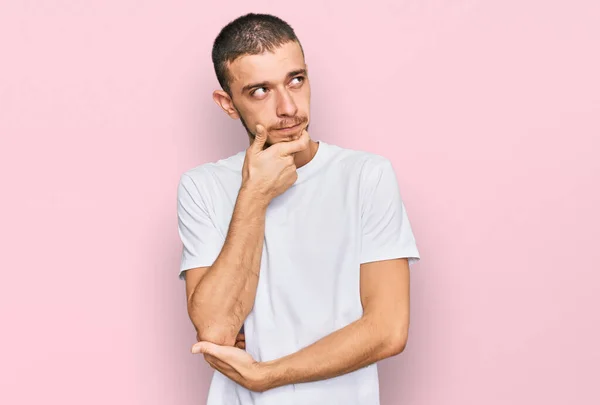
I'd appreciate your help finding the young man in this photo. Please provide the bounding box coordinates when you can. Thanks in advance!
[177,13,421,405]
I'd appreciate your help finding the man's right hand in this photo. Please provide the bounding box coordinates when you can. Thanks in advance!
[241,124,310,202]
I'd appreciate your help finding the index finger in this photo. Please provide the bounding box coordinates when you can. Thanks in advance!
[275,129,310,157]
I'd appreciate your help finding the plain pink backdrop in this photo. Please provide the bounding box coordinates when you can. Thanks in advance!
[1,1,599,404]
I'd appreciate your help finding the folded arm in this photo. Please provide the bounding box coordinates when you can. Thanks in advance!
[183,183,268,347]
[262,257,411,389]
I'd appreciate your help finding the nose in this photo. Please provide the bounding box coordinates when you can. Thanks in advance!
[275,88,298,117]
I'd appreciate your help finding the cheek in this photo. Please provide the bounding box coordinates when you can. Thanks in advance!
[240,103,264,125]
[256,101,279,124]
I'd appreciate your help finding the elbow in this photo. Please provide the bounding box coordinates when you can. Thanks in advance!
[383,326,409,357]
[189,309,238,346]
[197,327,237,347]
[187,298,237,347]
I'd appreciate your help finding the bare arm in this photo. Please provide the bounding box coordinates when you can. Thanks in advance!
[190,157,418,393]
[261,258,410,389]
[184,126,311,347]
[192,258,411,392]
[187,186,268,347]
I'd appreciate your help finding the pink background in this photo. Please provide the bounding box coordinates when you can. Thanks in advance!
[1,1,599,404]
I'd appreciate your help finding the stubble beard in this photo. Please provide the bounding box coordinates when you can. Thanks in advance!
[236,106,309,150]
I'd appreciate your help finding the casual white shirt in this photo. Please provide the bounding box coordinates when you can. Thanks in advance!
[177,139,421,405]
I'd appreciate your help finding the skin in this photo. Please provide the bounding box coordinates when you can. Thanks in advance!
[186,39,412,393]
[193,258,410,393]
[185,40,313,352]
[186,128,310,347]
[212,40,319,165]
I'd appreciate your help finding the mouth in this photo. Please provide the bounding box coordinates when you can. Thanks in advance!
[274,122,303,133]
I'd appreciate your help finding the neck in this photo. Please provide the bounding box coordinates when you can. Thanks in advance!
[294,139,319,169]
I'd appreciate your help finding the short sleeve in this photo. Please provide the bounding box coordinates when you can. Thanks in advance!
[360,159,421,266]
[176,173,225,280]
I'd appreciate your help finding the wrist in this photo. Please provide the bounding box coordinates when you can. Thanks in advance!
[257,359,285,391]
[239,183,271,208]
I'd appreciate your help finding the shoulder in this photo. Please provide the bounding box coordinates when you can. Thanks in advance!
[179,150,246,190]
[322,143,399,208]
[323,142,395,180]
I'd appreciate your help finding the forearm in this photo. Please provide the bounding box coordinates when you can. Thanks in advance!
[262,315,406,389]
[189,186,268,345]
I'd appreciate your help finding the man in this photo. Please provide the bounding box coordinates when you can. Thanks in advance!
[176,12,421,405]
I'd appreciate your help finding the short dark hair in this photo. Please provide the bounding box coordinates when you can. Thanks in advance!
[211,13,304,95]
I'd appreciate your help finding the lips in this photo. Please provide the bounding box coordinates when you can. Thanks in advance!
[275,122,302,131]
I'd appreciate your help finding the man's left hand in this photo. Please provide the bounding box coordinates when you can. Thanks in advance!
[191,341,272,393]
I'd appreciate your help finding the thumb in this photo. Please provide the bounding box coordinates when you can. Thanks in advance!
[192,341,218,355]
[252,124,268,152]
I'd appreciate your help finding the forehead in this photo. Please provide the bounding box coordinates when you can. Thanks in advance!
[227,41,305,90]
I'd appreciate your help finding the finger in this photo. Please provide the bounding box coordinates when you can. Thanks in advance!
[204,354,233,372]
[203,353,217,366]
[235,341,246,350]
[193,341,241,364]
[251,124,268,152]
[192,341,219,355]
[275,128,310,157]
[204,355,246,387]
[236,333,245,341]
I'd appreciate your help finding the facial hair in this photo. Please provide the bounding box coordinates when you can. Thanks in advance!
[234,104,309,150]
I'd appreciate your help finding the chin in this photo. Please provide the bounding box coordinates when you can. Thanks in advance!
[279,133,301,142]
[266,137,293,146]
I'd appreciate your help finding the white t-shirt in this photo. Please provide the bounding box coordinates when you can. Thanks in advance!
[177,140,421,405]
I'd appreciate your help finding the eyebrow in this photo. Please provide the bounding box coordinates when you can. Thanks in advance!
[241,68,307,94]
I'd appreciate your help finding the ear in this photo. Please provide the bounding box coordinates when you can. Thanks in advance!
[212,90,240,119]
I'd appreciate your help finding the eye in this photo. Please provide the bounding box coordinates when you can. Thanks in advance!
[251,87,268,97]
[290,76,304,86]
